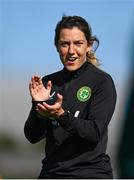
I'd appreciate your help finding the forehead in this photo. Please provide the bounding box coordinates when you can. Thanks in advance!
[59,27,86,41]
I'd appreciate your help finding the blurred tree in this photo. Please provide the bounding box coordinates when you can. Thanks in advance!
[0,134,18,152]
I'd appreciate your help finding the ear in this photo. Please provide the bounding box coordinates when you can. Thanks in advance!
[86,44,92,53]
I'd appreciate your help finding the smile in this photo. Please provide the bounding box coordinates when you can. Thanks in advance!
[66,57,77,62]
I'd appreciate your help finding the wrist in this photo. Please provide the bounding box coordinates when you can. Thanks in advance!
[32,100,45,110]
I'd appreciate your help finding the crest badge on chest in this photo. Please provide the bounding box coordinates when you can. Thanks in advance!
[77,86,92,102]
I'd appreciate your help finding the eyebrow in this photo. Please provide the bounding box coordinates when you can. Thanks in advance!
[59,40,85,42]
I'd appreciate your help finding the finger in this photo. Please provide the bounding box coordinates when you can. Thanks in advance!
[38,78,45,90]
[31,75,41,88]
[37,103,47,111]
[31,75,38,82]
[32,75,41,84]
[29,84,38,99]
[56,93,63,105]
[31,76,37,88]
[29,81,36,94]
[34,75,40,80]
[38,77,43,85]
[42,94,62,110]
[42,102,52,110]
[47,81,52,91]
[31,76,34,87]
[42,102,61,113]
[35,76,42,86]
[31,79,37,89]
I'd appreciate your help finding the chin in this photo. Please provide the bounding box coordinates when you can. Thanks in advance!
[65,65,79,72]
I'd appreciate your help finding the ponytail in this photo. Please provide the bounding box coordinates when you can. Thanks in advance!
[86,36,100,67]
[86,50,100,67]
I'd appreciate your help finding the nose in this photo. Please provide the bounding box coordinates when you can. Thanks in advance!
[68,44,75,54]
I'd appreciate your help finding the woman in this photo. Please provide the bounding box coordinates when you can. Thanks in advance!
[24,15,117,178]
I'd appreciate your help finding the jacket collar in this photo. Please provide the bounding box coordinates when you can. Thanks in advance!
[62,61,90,81]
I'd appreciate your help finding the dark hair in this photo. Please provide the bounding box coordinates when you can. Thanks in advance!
[54,15,100,66]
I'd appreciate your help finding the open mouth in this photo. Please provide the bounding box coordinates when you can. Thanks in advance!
[66,57,77,64]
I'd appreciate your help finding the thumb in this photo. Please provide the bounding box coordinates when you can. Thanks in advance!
[56,93,63,104]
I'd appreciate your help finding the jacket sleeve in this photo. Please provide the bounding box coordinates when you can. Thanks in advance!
[24,108,48,144]
[57,75,117,147]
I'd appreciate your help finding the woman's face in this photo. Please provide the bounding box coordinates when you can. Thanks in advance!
[57,27,91,71]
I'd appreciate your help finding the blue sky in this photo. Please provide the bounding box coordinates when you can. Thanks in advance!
[1,0,134,77]
[0,0,134,136]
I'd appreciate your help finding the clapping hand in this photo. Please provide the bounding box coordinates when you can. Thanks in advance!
[29,75,52,101]
[29,75,64,118]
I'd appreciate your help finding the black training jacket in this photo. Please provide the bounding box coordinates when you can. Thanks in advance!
[24,61,117,179]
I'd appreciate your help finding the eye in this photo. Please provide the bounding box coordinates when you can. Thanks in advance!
[75,41,84,46]
[60,42,69,47]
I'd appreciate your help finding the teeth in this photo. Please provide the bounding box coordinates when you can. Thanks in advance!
[67,57,77,61]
